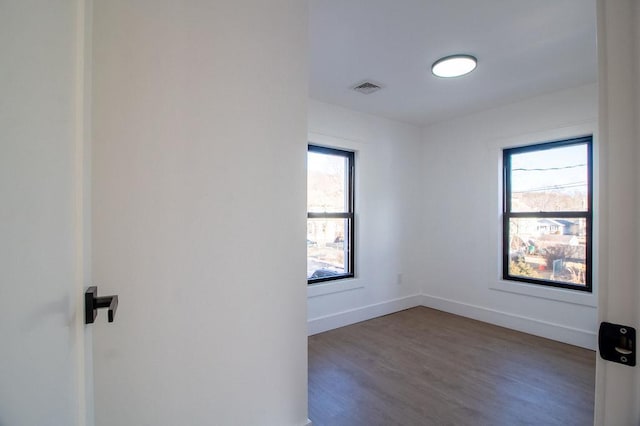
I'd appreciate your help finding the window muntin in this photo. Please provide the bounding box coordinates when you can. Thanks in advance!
[503,137,592,291]
[307,145,354,283]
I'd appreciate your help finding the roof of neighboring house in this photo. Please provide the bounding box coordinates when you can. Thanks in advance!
[554,219,578,227]
[537,219,566,227]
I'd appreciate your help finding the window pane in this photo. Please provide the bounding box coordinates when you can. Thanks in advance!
[308,151,348,213]
[510,144,588,212]
[507,217,587,286]
[307,218,351,280]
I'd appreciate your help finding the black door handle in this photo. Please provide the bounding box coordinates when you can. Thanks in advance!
[85,286,118,324]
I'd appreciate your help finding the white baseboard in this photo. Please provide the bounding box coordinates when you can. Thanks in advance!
[419,294,597,350]
[307,293,596,350]
[307,294,422,336]
[303,419,313,426]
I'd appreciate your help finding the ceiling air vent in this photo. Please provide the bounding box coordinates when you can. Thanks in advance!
[352,81,382,94]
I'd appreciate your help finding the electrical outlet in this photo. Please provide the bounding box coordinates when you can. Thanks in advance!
[396,273,403,285]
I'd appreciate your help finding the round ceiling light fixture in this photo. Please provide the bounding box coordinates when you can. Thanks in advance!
[431,54,477,78]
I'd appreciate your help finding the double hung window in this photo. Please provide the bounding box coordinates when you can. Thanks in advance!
[503,136,593,291]
[307,145,355,284]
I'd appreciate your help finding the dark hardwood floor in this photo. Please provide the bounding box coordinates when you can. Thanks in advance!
[308,307,595,426]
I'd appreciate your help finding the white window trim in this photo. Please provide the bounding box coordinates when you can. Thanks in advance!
[307,132,364,298]
[307,277,364,298]
[486,121,599,308]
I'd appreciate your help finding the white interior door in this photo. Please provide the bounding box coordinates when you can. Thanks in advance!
[90,1,309,425]
[0,1,92,425]
[594,1,640,425]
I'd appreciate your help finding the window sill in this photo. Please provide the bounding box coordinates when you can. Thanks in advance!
[307,278,363,298]
[490,279,597,307]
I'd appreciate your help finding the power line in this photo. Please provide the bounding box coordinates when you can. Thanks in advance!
[512,163,586,172]
[512,181,587,193]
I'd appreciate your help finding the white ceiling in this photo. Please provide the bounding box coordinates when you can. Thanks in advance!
[309,0,597,126]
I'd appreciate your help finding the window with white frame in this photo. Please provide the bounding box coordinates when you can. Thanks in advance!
[503,136,593,292]
[307,145,354,284]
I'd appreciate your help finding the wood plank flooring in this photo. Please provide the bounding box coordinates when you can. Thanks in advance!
[308,307,595,426]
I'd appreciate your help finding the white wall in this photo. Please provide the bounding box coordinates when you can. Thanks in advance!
[91,1,308,425]
[0,1,89,425]
[307,100,424,334]
[420,84,599,349]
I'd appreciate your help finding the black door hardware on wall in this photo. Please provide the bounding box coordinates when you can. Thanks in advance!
[599,322,635,366]
[85,286,118,324]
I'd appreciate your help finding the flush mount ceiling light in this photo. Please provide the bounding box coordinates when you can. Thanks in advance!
[431,54,477,78]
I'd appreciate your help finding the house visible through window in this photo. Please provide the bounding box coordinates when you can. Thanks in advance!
[503,136,593,291]
[307,145,354,283]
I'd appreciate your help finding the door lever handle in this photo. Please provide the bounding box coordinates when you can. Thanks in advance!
[85,286,119,324]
